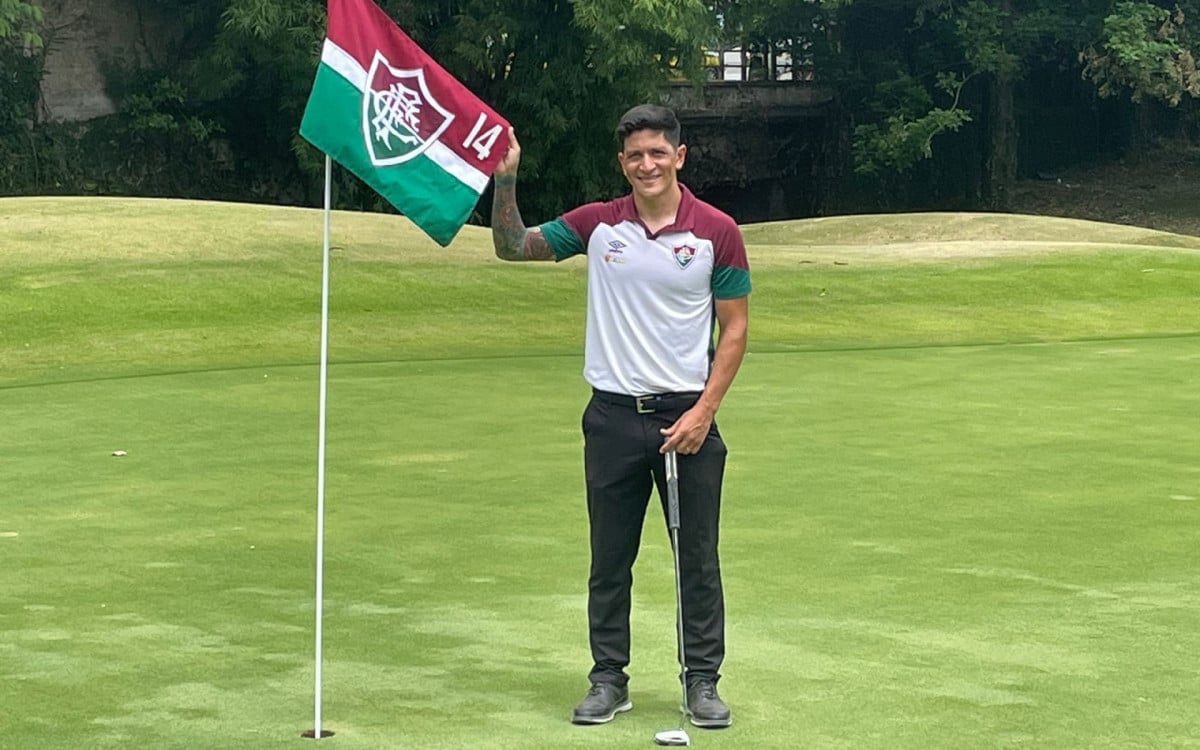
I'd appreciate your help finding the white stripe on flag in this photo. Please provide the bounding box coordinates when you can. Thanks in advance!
[320,38,489,194]
[426,142,489,194]
[322,39,366,92]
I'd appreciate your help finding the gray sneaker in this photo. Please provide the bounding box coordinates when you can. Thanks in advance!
[686,678,732,728]
[571,682,632,724]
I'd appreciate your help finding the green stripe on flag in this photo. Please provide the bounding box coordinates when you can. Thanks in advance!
[300,64,484,246]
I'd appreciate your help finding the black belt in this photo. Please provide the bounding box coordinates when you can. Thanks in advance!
[592,389,703,414]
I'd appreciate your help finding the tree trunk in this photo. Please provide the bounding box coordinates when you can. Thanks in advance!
[983,72,1018,210]
[1128,100,1158,154]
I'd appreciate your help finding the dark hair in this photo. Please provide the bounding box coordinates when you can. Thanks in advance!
[615,104,681,148]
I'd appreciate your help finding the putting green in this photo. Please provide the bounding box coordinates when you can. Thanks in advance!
[2,198,1198,748]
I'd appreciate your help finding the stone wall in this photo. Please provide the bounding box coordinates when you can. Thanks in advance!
[38,0,168,122]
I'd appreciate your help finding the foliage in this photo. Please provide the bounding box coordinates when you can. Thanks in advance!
[806,0,1137,204]
[822,1,975,185]
[0,0,42,47]
[0,42,40,131]
[6,0,1200,214]
[1082,1,1200,105]
[119,77,221,142]
[0,115,243,199]
[832,3,983,172]
[474,0,716,219]
[955,0,1021,77]
[706,0,828,83]
[852,72,972,174]
[199,0,717,219]
[0,0,43,136]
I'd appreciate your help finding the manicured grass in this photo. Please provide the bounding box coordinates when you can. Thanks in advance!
[1,198,1198,749]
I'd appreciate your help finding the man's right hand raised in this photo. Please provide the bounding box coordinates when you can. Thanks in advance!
[495,127,521,180]
[491,126,552,260]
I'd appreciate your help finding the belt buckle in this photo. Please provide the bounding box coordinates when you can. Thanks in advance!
[635,396,654,414]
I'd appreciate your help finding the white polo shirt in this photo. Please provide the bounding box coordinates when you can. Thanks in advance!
[540,185,751,396]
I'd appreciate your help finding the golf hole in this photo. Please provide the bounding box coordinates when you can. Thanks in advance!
[300,729,335,739]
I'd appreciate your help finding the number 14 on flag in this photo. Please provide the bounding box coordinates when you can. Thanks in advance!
[463,113,503,160]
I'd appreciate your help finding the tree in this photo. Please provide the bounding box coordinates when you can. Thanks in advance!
[17,0,1198,214]
[808,0,980,205]
[1082,1,1200,105]
[713,0,1134,209]
[205,0,717,218]
[0,0,42,47]
[0,0,44,134]
[820,0,1105,207]
[442,0,717,219]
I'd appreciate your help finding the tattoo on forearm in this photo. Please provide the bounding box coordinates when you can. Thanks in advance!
[492,177,525,260]
[491,177,553,261]
[522,228,553,260]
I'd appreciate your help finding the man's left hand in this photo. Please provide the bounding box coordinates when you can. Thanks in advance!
[660,404,715,455]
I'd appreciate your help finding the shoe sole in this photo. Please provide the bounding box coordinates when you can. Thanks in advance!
[571,700,633,725]
[685,708,732,729]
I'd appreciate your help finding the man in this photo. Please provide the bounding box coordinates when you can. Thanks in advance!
[490,104,750,729]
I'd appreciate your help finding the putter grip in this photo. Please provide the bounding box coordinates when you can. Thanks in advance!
[667,478,680,529]
[666,451,681,530]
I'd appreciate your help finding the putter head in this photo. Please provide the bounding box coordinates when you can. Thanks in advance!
[653,728,691,746]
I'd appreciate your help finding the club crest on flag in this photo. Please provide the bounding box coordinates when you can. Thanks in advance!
[673,245,696,269]
[363,51,454,166]
[300,0,511,245]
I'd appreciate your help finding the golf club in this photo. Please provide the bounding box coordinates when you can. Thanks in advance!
[653,448,691,747]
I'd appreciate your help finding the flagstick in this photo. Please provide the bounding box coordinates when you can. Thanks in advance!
[306,155,334,740]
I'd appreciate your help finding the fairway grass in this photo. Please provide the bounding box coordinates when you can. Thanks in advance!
[2,198,1198,749]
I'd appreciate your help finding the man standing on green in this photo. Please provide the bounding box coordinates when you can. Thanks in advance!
[490,104,750,729]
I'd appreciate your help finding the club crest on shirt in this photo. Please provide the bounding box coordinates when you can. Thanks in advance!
[673,245,696,269]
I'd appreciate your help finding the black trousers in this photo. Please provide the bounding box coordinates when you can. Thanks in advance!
[582,390,727,688]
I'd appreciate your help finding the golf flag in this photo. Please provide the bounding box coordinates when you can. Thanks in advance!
[300,0,510,246]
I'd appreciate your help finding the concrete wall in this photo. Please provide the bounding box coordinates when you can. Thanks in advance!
[666,80,835,124]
